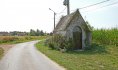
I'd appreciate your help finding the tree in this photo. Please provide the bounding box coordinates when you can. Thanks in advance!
[36,29,40,36]
[29,29,36,36]
[10,31,18,36]
[29,29,46,36]
[40,30,44,36]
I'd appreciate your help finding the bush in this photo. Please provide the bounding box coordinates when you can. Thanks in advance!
[48,43,55,49]
[45,35,62,50]
[45,34,74,51]
[64,38,75,51]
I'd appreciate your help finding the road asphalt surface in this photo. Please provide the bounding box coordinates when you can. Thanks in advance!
[0,41,65,70]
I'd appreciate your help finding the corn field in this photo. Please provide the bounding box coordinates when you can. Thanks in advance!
[92,28,118,46]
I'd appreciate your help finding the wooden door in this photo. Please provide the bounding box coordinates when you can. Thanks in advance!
[73,28,82,49]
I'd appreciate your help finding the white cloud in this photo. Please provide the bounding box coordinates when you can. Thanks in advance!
[0,0,65,32]
[0,0,117,32]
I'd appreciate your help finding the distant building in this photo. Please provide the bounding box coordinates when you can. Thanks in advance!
[54,9,92,50]
[0,32,9,36]
[9,31,27,36]
[0,31,28,36]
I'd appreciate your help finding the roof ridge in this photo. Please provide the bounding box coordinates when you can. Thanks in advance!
[53,9,89,33]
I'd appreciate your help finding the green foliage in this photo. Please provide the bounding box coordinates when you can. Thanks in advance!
[29,29,36,36]
[64,38,75,50]
[45,34,64,50]
[92,28,118,46]
[45,34,74,51]
[29,29,45,36]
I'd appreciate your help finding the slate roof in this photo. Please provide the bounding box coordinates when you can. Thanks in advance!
[54,9,91,33]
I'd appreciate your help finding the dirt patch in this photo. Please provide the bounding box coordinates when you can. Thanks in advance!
[0,44,15,54]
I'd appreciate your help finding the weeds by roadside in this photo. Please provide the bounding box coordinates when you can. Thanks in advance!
[0,47,4,59]
[36,41,118,70]
[0,36,47,44]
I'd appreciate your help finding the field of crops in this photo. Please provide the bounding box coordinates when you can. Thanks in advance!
[0,36,47,44]
[92,28,118,46]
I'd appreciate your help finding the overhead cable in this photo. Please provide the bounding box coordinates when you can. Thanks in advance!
[79,0,110,9]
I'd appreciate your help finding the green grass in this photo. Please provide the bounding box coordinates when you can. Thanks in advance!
[36,41,118,70]
[0,47,4,59]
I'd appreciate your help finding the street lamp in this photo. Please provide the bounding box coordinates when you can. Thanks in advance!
[49,8,56,30]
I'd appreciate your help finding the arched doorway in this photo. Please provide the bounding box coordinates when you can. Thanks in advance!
[73,27,82,49]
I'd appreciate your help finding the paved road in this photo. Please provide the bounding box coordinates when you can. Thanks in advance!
[0,41,65,70]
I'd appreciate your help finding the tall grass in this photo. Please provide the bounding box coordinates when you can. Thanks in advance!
[92,28,118,46]
[0,47,4,59]
[0,36,47,44]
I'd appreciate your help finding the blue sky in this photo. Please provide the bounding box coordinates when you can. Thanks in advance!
[0,0,118,32]
[78,0,118,29]
[62,0,118,29]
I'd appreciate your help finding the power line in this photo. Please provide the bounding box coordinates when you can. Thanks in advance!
[56,7,66,15]
[98,1,118,9]
[81,1,118,13]
[52,1,118,24]
[55,0,118,16]
[56,0,110,15]
[79,0,110,9]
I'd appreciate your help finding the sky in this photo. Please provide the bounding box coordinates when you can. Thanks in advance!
[0,0,118,32]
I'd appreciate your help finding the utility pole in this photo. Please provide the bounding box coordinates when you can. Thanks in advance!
[49,8,56,30]
[67,0,70,15]
[54,12,56,29]
[63,0,70,15]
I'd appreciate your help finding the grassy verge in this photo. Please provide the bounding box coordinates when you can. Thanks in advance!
[36,41,118,70]
[0,47,4,59]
